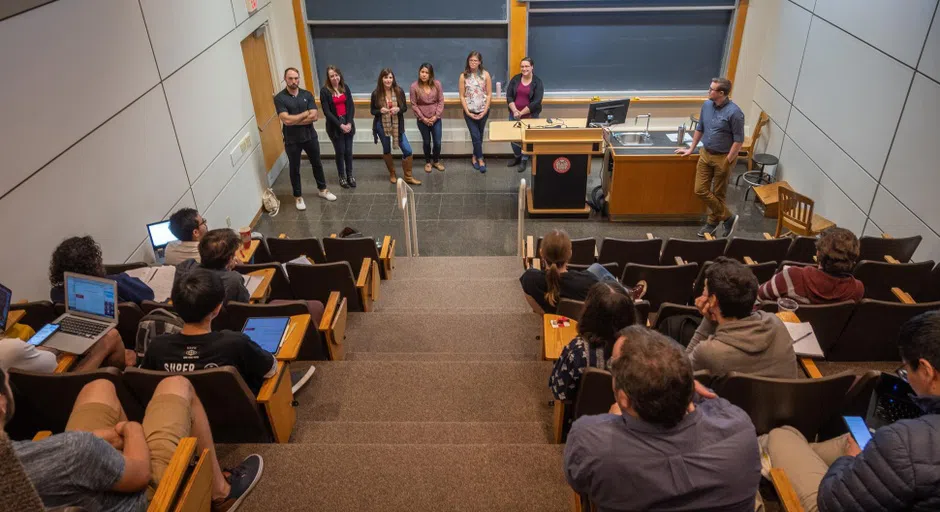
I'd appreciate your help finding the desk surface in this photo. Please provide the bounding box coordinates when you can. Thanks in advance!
[275,314,311,362]
[237,240,260,264]
[6,310,26,334]
[488,119,587,142]
[543,314,579,361]
[248,268,275,303]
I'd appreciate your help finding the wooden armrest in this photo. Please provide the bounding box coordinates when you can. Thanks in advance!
[770,468,805,512]
[674,256,685,266]
[744,256,757,265]
[646,233,654,240]
[278,233,287,239]
[319,291,347,361]
[330,233,337,238]
[892,287,916,304]
[800,358,822,379]
[882,233,893,239]
[813,255,818,263]
[703,232,715,241]
[275,314,311,362]
[356,258,371,289]
[380,235,394,278]
[532,258,542,270]
[148,437,198,512]
[32,431,52,441]
[356,258,373,312]
[763,232,773,240]
[553,400,569,444]
[256,361,296,443]
[526,235,535,260]
[54,354,77,374]
[884,255,900,264]
[371,260,381,301]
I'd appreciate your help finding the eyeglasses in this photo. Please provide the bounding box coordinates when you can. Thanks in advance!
[896,367,909,383]
[708,87,722,93]
[198,219,207,228]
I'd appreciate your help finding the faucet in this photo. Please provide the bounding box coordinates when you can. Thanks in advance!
[634,114,652,138]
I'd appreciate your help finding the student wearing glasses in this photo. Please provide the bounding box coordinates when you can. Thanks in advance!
[506,57,544,173]
[319,65,357,189]
[458,51,492,173]
[410,63,446,173]
[165,208,209,265]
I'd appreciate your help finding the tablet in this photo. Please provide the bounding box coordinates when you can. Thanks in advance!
[241,317,290,354]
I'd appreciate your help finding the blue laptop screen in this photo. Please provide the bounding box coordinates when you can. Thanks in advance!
[0,283,10,332]
[242,317,290,354]
[67,276,116,319]
[147,220,178,250]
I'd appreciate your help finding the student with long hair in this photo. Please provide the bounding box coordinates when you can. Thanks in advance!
[458,51,492,173]
[410,63,446,173]
[519,230,599,314]
[319,65,357,188]
[371,68,421,185]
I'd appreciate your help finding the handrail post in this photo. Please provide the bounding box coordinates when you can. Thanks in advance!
[396,178,419,257]
[517,179,526,257]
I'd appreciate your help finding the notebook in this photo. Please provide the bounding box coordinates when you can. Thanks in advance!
[783,322,824,358]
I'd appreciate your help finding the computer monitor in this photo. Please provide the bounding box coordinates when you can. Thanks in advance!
[146,220,178,251]
[0,282,11,332]
[586,99,630,127]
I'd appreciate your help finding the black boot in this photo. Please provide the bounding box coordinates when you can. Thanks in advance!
[339,176,349,188]
[508,156,522,167]
[347,172,356,188]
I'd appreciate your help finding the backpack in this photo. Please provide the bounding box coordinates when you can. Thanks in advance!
[657,314,702,348]
[135,308,185,359]
[262,188,280,217]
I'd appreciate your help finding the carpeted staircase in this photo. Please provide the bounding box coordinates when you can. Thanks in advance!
[218,256,570,511]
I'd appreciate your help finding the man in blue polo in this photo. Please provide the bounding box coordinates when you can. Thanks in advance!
[677,77,745,238]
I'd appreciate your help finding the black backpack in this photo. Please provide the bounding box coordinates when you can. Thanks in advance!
[135,308,184,359]
[657,315,702,348]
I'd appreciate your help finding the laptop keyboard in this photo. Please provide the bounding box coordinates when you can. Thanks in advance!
[874,397,922,424]
[58,317,109,338]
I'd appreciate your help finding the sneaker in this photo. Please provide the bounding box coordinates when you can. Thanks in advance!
[318,189,337,201]
[472,159,480,170]
[212,454,264,512]
[339,177,349,189]
[517,159,528,173]
[479,162,487,174]
[721,214,739,238]
[696,223,719,238]
[295,197,306,211]
[508,156,522,167]
[348,176,357,188]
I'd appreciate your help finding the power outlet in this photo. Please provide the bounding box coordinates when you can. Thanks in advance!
[239,133,251,153]
[225,216,232,228]
[229,145,242,166]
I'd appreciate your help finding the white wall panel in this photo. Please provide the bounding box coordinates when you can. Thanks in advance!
[0,89,189,300]
[880,74,940,232]
[269,0,302,88]
[862,219,883,238]
[753,116,786,161]
[813,0,937,67]
[758,0,812,100]
[191,120,260,211]
[163,34,255,181]
[870,186,940,262]
[789,0,816,12]
[793,20,913,178]
[232,0,269,25]
[921,11,940,82]
[0,0,159,197]
[140,0,235,77]
[202,146,267,231]
[785,109,876,210]
[753,76,792,128]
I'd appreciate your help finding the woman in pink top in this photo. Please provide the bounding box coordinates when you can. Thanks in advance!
[410,63,446,173]
[319,65,357,188]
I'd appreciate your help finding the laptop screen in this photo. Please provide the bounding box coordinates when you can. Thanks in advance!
[66,275,117,320]
[241,317,290,354]
[0,282,10,332]
[147,220,178,250]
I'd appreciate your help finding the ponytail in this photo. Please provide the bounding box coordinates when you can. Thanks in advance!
[544,261,562,307]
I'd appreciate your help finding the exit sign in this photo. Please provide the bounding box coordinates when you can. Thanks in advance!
[246,0,258,12]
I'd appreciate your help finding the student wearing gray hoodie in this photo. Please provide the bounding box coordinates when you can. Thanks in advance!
[686,257,798,378]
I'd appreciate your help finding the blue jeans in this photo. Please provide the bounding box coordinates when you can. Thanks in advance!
[464,111,489,160]
[375,120,413,157]
[585,263,619,284]
[416,119,443,163]
[510,112,538,161]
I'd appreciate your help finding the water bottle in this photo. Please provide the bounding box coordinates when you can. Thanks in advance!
[496,81,502,98]
[677,125,686,146]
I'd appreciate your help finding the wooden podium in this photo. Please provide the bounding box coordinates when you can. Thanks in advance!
[521,126,604,217]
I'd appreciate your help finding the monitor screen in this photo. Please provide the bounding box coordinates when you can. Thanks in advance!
[0,283,10,332]
[242,317,290,354]
[147,220,178,249]
[66,275,116,319]
[586,99,630,127]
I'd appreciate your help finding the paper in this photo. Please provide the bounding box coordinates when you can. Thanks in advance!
[784,322,824,358]
[281,256,313,274]
[126,266,175,302]
[666,133,694,143]
[243,275,264,296]
[124,267,156,282]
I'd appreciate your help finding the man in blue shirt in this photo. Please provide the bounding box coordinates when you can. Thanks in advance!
[677,77,745,238]
[564,325,761,512]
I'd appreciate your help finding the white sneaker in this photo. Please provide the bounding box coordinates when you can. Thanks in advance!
[318,189,337,201]
[295,197,306,211]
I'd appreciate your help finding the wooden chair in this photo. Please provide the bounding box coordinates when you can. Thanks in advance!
[323,235,394,281]
[104,261,149,275]
[622,263,699,310]
[760,300,856,355]
[9,300,57,331]
[826,299,940,361]
[233,263,293,301]
[723,237,791,264]
[691,260,777,300]
[774,259,816,274]
[781,235,818,264]
[738,111,770,173]
[286,260,372,312]
[651,302,702,331]
[555,299,585,322]
[537,236,597,266]
[858,234,922,263]
[267,235,326,264]
[597,237,663,268]
[124,364,295,443]
[659,238,726,267]
[852,259,935,302]
[917,262,940,303]
[775,188,835,237]
[251,235,275,264]
[567,263,619,278]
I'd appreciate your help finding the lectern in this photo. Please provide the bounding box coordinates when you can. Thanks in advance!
[521,126,604,217]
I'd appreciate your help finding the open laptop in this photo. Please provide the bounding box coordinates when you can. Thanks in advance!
[864,372,923,430]
[44,272,119,354]
[147,220,178,259]
[0,282,11,333]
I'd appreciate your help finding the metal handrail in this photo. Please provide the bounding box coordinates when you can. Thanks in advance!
[517,179,526,257]
[396,178,419,257]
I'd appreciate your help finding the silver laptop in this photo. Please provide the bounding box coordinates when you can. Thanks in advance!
[45,272,119,354]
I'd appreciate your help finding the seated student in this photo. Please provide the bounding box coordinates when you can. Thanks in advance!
[165,207,209,265]
[176,229,250,304]
[549,282,636,401]
[1,368,262,511]
[687,257,798,378]
[49,235,155,304]
[0,329,131,373]
[519,230,599,314]
[143,268,276,394]
[565,326,761,511]
[766,311,940,512]
[758,227,864,304]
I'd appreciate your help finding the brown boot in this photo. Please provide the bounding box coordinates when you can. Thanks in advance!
[382,154,397,184]
[402,156,421,185]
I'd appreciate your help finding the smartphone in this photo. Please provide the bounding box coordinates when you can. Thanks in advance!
[28,323,60,346]
[843,415,873,450]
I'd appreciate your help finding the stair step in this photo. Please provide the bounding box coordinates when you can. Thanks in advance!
[391,256,522,280]
[374,278,530,312]
[294,361,554,423]
[218,443,569,512]
[292,420,551,444]
[345,352,540,362]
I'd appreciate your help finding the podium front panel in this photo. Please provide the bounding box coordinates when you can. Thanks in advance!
[533,154,589,210]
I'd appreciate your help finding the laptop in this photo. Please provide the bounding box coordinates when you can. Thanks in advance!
[147,220,178,258]
[864,372,924,430]
[241,316,290,354]
[0,282,11,333]
[45,272,119,355]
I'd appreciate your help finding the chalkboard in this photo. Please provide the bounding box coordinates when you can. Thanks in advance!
[310,26,509,93]
[528,10,732,92]
[523,0,734,7]
[305,0,507,22]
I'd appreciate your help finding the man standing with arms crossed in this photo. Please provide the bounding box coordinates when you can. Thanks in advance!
[676,77,743,238]
[274,67,336,211]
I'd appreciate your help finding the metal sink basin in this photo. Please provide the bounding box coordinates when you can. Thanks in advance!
[613,132,653,146]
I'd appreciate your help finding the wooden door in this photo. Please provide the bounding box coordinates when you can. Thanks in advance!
[241,28,284,173]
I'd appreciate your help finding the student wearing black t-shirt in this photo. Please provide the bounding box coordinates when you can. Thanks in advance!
[519,230,599,314]
[142,268,276,394]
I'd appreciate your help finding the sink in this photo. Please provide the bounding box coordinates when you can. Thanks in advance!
[613,132,653,146]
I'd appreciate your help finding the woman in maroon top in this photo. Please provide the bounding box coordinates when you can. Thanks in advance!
[506,57,544,173]
[410,63,446,173]
[319,65,357,188]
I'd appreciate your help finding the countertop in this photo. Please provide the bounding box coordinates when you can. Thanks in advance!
[607,130,702,156]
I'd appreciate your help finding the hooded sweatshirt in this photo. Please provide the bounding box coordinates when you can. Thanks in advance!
[757,265,864,305]
[686,311,798,378]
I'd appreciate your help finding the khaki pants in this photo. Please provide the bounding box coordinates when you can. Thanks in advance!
[766,426,850,512]
[695,148,733,225]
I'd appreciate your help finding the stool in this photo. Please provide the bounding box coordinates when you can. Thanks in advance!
[737,153,779,201]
